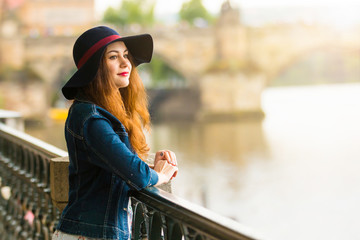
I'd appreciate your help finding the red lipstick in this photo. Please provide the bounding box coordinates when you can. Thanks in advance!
[118,72,129,77]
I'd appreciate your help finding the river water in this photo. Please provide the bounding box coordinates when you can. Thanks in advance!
[26,83,360,240]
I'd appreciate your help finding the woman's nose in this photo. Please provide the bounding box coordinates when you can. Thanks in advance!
[119,57,128,68]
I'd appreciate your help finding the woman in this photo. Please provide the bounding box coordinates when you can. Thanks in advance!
[53,26,178,240]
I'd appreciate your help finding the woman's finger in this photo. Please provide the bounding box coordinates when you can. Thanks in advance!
[170,151,177,166]
[155,150,165,160]
[166,150,177,166]
[164,151,173,165]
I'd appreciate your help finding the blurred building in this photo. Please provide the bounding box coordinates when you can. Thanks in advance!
[0,0,95,117]
[0,0,95,68]
[18,0,95,37]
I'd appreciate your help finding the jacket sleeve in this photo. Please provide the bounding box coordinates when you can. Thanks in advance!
[83,116,158,190]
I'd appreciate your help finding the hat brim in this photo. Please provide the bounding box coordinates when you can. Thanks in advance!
[62,34,153,100]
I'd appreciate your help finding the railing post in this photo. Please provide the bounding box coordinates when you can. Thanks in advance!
[49,157,69,212]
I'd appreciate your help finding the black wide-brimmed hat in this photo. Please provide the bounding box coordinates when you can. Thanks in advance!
[62,26,153,100]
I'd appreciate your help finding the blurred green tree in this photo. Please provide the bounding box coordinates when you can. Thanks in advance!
[138,56,185,88]
[103,0,185,88]
[103,0,156,27]
[179,0,214,26]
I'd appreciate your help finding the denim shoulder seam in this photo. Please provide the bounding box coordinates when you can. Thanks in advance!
[66,125,83,140]
[80,104,109,137]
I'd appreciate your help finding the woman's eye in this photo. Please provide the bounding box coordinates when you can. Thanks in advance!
[109,55,117,60]
[123,54,129,59]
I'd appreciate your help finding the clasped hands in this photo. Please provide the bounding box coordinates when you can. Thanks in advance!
[153,150,178,186]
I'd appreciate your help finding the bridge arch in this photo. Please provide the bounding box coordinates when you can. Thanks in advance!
[51,59,75,106]
[268,45,360,86]
[139,53,187,88]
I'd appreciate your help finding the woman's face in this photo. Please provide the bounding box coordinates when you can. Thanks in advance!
[104,41,132,88]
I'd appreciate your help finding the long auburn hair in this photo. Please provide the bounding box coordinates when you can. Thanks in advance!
[81,49,151,160]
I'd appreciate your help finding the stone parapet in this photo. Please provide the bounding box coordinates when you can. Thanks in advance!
[50,157,69,211]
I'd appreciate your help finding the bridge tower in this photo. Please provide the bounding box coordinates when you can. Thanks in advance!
[215,0,247,62]
[198,1,265,121]
[0,1,25,69]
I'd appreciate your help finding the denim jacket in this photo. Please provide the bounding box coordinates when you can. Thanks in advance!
[56,100,158,240]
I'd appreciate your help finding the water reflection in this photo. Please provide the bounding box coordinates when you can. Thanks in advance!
[148,120,270,221]
[149,83,360,240]
[149,121,269,166]
[25,120,66,150]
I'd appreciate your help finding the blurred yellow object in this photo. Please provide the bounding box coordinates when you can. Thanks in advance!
[49,108,68,121]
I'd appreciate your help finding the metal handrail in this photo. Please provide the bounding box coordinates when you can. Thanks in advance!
[131,187,260,240]
[0,122,68,158]
[0,109,25,131]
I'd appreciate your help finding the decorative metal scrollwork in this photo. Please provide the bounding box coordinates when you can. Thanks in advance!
[130,197,216,240]
[130,188,259,240]
[0,123,65,240]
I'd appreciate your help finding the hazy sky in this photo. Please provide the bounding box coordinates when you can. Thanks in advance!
[93,0,360,28]
[95,0,360,16]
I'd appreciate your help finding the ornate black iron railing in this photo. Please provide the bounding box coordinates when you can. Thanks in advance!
[130,188,259,240]
[0,122,68,240]
[0,120,261,240]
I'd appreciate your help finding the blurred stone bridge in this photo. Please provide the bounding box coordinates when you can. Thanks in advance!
[2,3,359,120]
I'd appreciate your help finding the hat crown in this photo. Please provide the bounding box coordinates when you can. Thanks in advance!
[62,26,153,100]
[73,26,120,67]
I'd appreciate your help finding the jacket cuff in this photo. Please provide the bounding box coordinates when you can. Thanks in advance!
[148,168,159,187]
